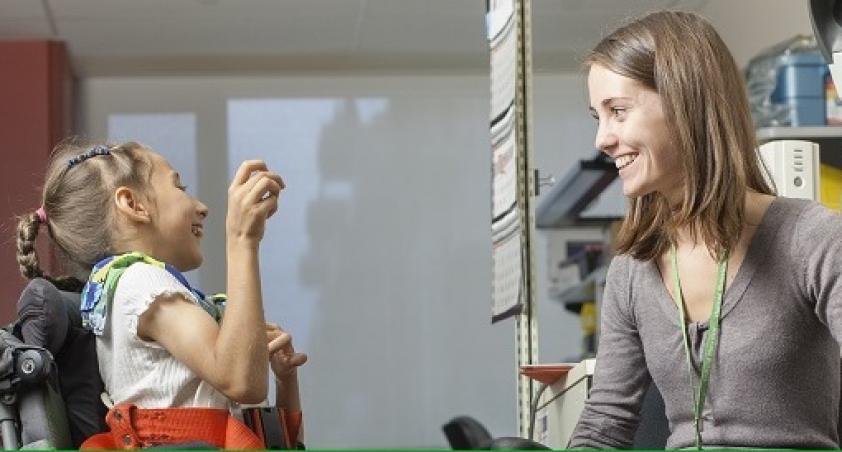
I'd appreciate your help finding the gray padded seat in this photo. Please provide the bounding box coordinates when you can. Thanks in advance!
[15,278,106,448]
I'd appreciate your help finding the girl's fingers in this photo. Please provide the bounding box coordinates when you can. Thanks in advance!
[273,352,308,370]
[255,194,279,219]
[246,175,283,206]
[265,322,284,334]
[268,333,292,353]
[231,161,268,187]
[291,353,308,366]
[266,199,279,219]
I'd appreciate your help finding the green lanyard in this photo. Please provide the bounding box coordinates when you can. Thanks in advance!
[670,245,728,450]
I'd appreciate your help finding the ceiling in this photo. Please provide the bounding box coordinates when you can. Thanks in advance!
[0,0,709,76]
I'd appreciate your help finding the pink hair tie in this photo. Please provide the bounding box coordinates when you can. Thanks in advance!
[35,207,47,224]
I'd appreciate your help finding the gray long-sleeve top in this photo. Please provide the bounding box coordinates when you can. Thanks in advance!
[569,197,842,448]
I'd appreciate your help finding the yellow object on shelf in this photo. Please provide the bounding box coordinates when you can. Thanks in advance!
[580,302,596,335]
[821,163,842,211]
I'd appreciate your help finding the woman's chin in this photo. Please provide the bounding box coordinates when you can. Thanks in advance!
[622,185,644,198]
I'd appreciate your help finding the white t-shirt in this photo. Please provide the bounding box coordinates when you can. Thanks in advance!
[96,263,229,409]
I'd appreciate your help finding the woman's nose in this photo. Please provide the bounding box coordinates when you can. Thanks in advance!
[594,122,619,154]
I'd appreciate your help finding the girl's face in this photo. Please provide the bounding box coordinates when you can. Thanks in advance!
[587,64,683,201]
[144,152,208,272]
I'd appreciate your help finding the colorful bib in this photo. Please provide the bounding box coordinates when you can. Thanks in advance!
[80,252,226,336]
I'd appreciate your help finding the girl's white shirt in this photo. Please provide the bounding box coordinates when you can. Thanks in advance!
[96,262,230,409]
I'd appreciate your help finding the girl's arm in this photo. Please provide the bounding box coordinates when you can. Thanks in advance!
[138,160,284,404]
[267,323,307,443]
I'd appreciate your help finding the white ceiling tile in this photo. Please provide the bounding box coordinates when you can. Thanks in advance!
[355,0,485,54]
[51,0,364,57]
[0,0,717,75]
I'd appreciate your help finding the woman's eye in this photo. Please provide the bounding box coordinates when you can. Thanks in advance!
[177,184,188,191]
[611,107,627,117]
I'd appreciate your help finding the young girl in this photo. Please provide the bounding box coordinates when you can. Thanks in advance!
[15,139,307,448]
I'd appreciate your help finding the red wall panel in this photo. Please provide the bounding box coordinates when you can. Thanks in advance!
[0,41,74,323]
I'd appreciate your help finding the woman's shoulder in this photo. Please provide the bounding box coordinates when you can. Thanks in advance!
[771,195,831,216]
[604,254,652,294]
[773,197,842,236]
[606,253,649,277]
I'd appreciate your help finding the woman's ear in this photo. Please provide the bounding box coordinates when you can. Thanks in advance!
[114,186,152,224]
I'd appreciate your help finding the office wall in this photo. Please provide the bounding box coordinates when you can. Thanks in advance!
[702,0,813,68]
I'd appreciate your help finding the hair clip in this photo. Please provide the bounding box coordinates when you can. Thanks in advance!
[68,145,111,169]
[35,206,47,224]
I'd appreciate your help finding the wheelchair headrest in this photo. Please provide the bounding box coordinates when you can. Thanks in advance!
[16,278,82,356]
[14,277,107,447]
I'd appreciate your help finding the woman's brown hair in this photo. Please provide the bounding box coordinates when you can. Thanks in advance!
[16,138,152,291]
[584,10,773,261]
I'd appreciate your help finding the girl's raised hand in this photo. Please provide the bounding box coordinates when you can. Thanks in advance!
[226,160,285,247]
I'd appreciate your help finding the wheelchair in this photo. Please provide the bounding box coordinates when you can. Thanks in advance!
[0,277,105,448]
[0,278,296,449]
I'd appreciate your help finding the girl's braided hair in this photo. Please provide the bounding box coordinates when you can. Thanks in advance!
[16,138,152,291]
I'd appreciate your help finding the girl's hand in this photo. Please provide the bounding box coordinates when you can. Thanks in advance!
[266,322,308,380]
[226,160,285,247]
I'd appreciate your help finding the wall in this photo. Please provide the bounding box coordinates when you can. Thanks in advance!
[80,74,538,447]
[0,40,73,323]
[702,0,813,68]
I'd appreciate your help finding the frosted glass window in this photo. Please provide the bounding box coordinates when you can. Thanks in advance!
[227,94,516,447]
[227,99,341,353]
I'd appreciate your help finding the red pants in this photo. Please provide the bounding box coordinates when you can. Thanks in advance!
[80,403,264,449]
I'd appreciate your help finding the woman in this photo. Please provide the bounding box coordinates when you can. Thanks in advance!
[570,11,842,449]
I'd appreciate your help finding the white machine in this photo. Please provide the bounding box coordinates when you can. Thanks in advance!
[758,140,820,200]
[533,359,595,448]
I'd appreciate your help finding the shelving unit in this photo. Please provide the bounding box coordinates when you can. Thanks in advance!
[757,126,842,168]
[535,153,619,229]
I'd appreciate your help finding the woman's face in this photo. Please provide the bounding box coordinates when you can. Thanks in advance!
[587,64,683,201]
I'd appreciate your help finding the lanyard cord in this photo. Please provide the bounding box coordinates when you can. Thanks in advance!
[670,245,728,450]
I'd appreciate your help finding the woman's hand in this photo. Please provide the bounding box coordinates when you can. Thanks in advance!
[266,322,308,380]
[226,160,285,247]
